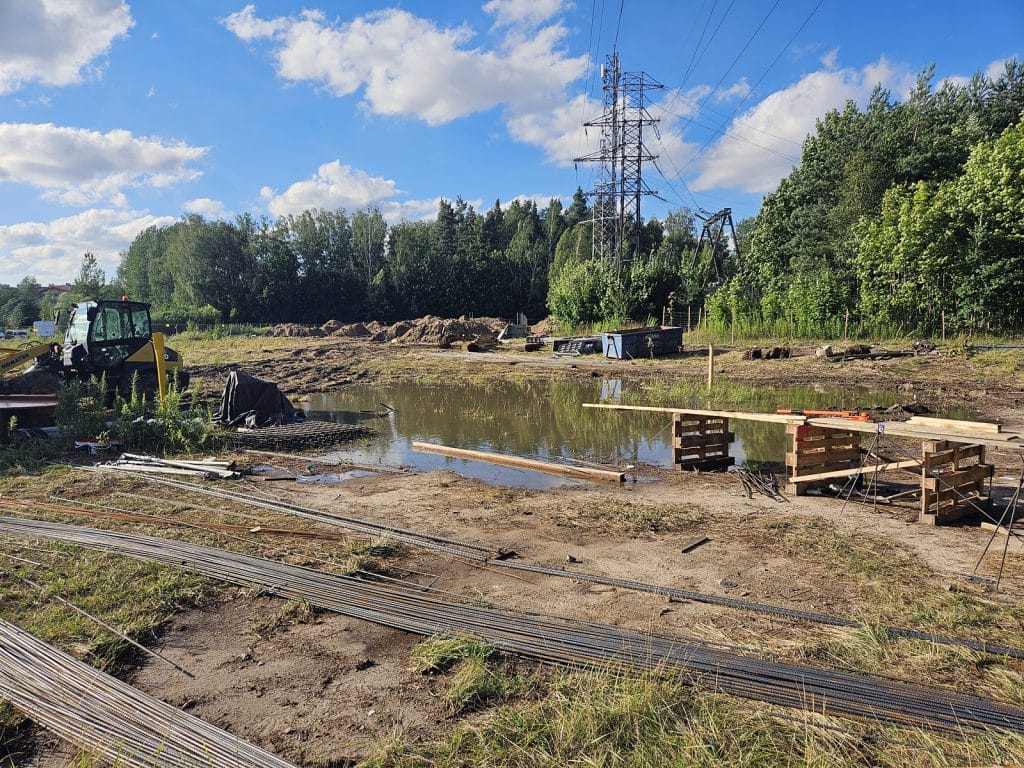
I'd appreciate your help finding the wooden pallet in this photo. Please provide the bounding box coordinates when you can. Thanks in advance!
[785,424,862,495]
[673,414,735,471]
[920,440,992,524]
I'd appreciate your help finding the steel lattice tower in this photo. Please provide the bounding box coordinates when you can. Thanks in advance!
[575,52,663,266]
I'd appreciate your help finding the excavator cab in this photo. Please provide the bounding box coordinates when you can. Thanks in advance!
[61,300,187,395]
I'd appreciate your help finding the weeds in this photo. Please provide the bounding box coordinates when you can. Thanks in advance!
[249,598,316,638]
[365,666,1024,768]
[410,637,526,714]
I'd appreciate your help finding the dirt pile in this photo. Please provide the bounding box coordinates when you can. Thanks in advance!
[389,315,505,347]
[531,317,559,336]
[332,323,371,337]
[268,324,323,337]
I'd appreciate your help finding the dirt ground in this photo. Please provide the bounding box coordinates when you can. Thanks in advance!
[5,334,1024,765]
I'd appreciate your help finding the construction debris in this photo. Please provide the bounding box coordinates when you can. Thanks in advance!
[743,346,790,360]
[105,454,239,479]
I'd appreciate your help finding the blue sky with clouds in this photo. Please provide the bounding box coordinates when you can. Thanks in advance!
[1,0,1020,285]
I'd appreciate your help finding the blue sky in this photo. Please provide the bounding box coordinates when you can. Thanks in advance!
[1,0,1020,285]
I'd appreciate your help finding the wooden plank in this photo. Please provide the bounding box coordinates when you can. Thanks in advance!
[907,416,1002,434]
[412,442,625,483]
[980,521,1018,537]
[930,481,989,505]
[792,435,861,452]
[675,432,735,448]
[677,456,735,471]
[924,444,985,468]
[676,446,730,461]
[786,447,862,468]
[922,463,993,491]
[807,418,1022,447]
[787,424,857,438]
[784,459,922,485]
[935,497,989,525]
[585,403,803,424]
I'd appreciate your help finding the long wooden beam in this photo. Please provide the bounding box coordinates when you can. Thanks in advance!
[790,459,923,485]
[583,403,803,425]
[807,418,1022,448]
[411,442,625,483]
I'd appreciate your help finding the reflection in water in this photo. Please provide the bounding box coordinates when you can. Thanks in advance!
[304,380,928,488]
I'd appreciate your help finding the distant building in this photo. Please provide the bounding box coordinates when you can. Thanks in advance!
[38,283,72,296]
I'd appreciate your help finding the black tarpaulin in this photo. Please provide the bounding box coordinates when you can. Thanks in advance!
[213,371,296,428]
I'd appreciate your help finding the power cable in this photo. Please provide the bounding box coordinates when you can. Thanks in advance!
[613,0,626,50]
[676,0,826,174]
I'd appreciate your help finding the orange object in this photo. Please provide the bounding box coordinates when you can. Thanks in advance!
[776,408,873,422]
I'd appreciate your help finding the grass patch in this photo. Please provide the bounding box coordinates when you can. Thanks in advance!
[410,637,531,715]
[555,498,706,534]
[0,540,212,729]
[249,598,316,638]
[752,517,1024,703]
[364,667,1024,767]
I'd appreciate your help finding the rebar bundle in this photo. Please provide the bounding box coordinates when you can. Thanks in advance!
[75,468,1024,660]
[2,516,1022,734]
[0,617,298,768]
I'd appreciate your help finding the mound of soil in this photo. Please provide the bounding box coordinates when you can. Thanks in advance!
[332,323,371,337]
[320,319,344,334]
[531,317,559,336]
[394,315,505,347]
[269,324,324,338]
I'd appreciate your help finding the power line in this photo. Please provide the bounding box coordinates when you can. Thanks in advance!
[672,0,782,138]
[679,0,736,90]
[652,101,799,162]
[676,0,826,175]
[613,0,626,50]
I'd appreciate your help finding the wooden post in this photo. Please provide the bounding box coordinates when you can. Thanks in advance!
[687,304,692,333]
[941,310,946,342]
[730,305,736,345]
[843,308,849,341]
[707,344,714,392]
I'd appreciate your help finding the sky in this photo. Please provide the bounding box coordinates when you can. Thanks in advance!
[0,0,1021,286]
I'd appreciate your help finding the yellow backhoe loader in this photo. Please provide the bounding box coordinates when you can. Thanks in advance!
[0,299,187,398]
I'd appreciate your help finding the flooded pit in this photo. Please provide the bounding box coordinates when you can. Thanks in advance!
[302,380,964,488]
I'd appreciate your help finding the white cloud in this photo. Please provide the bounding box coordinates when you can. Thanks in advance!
[259,160,478,223]
[183,197,227,218]
[942,56,1018,89]
[715,78,751,102]
[690,57,915,193]
[483,0,567,28]
[0,122,207,206]
[0,208,175,285]
[820,47,839,69]
[0,0,132,94]
[222,4,585,127]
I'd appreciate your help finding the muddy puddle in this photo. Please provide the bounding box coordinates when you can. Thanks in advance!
[300,380,958,488]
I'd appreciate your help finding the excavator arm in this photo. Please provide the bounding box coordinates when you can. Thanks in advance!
[0,343,56,379]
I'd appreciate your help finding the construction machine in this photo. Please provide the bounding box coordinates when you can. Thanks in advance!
[0,299,188,398]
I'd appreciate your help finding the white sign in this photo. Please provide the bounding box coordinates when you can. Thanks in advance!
[33,320,55,337]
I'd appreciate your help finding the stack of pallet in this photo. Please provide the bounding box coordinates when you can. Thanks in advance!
[921,440,994,524]
[785,424,862,495]
[673,414,735,471]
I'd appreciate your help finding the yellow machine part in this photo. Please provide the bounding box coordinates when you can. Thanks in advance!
[125,337,185,371]
[0,344,53,378]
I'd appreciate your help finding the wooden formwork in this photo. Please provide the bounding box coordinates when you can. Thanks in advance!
[673,413,735,471]
[920,440,992,524]
[785,424,862,495]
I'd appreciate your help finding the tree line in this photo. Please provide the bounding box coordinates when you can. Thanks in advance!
[710,60,1024,337]
[3,61,1021,338]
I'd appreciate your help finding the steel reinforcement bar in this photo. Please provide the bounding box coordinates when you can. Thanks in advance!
[66,467,1024,661]
[0,618,298,768]
[2,516,1022,735]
